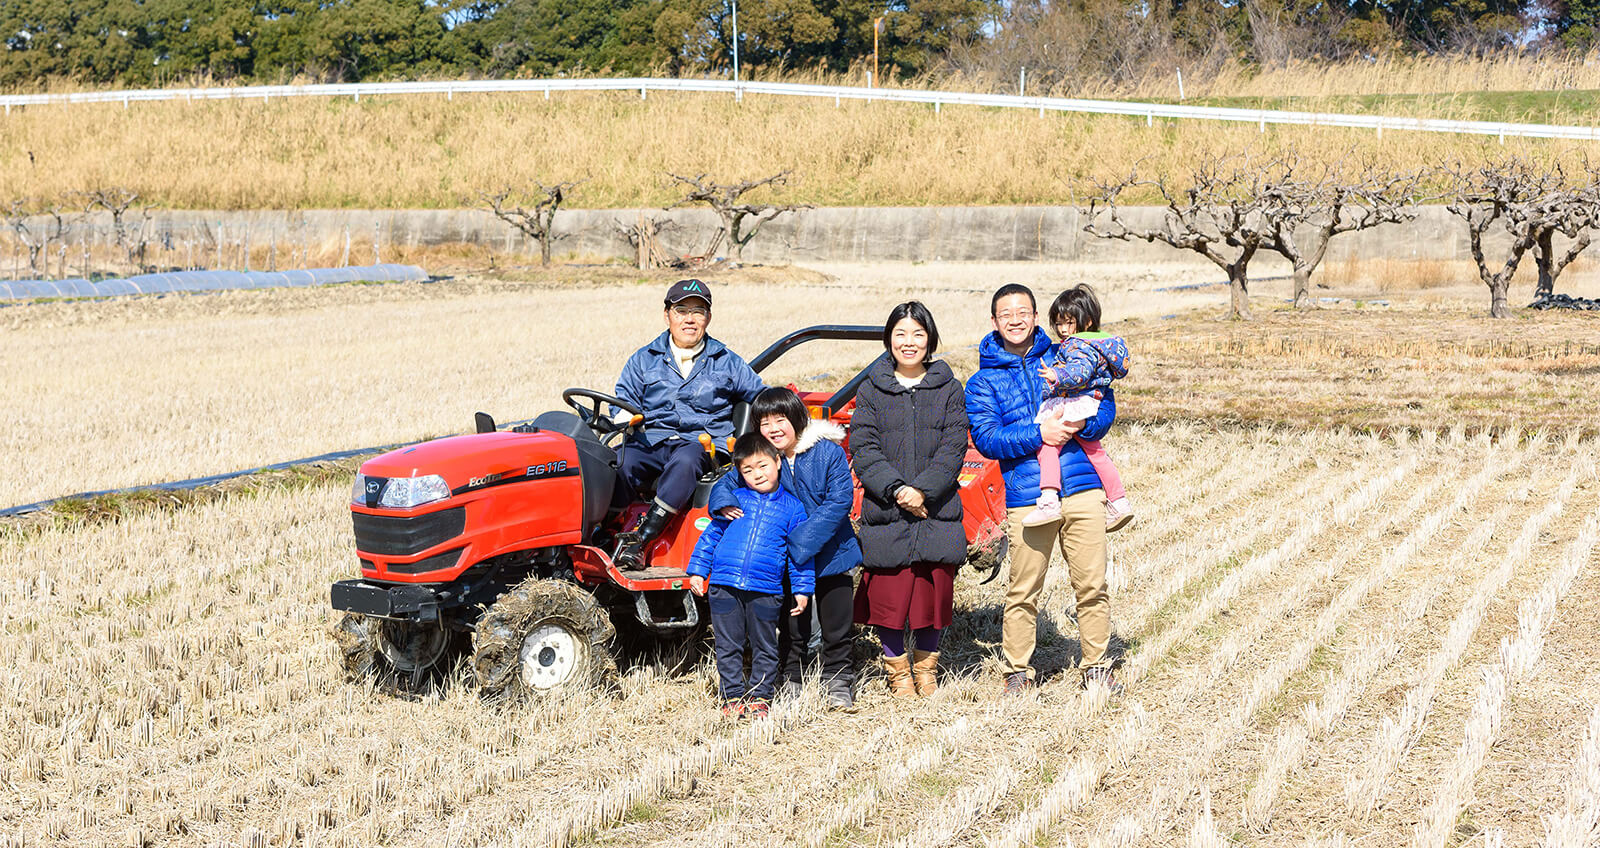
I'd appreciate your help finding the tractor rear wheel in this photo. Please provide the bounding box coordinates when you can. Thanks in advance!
[332,613,466,695]
[472,579,617,701]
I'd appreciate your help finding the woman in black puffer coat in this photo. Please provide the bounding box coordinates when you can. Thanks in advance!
[850,301,969,698]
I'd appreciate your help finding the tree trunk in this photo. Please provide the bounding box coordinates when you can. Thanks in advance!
[1292,265,1314,309]
[1488,276,1512,318]
[539,234,551,267]
[1534,230,1554,298]
[725,227,744,264]
[1228,264,1253,320]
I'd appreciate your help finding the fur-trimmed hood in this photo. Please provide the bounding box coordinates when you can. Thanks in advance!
[793,419,846,456]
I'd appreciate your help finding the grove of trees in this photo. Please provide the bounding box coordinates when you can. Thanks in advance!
[0,0,1592,90]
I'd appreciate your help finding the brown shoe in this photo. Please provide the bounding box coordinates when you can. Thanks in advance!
[911,650,940,697]
[883,654,916,698]
[1001,671,1035,696]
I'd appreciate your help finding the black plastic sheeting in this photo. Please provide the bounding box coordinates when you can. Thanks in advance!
[1528,293,1600,311]
[0,264,427,300]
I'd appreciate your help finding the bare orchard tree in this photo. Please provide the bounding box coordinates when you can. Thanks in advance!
[1445,158,1595,318]
[1083,156,1286,320]
[1262,164,1424,308]
[80,187,154,270]
[1530,162,1600,299]
[668,171,811,265]
[5,198,75,277]
[481,179,585,266]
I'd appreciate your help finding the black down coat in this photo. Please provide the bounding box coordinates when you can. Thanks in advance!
[849,354,970,569]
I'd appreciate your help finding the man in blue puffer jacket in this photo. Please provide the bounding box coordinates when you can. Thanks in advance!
[966,283,1122,696]
[688,434,814,717]
[613,279,766,569]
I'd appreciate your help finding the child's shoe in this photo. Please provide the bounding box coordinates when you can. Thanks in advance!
[720,701,743,720]
[742,700,771,720]
[1105,497,1135,533]
[1021,491,1063,527]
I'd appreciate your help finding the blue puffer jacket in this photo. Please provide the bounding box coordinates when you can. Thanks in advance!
[965,328,1117,508]
[687,484,815,595]
[615,332,766,446]
[708,420,863,579]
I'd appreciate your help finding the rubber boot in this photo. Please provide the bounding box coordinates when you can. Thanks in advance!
[911,650,940,698]
[883,654,915,698]
[614,503,673,570]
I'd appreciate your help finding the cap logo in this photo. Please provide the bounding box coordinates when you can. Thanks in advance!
[684,282,703,292]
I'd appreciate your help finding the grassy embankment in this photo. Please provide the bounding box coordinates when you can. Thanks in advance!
[4,54,1600,211]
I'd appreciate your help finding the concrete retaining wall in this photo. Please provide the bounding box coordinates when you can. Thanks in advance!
[27,205,1490,266]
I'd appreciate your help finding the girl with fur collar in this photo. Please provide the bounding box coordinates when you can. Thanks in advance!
[709,388,863,709]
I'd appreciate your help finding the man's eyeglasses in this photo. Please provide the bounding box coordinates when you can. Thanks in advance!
[994,310,1034,322]
[671,305,709,318]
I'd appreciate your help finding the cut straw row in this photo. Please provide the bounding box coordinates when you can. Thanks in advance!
[1541,701,1600,848]
[1342,449,1592,819]
[1413,480,1600,847]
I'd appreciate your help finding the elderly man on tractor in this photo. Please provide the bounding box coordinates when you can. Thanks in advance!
[611,279,766,569]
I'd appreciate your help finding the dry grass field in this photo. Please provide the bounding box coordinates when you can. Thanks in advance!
[0,81,1585,211]
[3,265,1599,847]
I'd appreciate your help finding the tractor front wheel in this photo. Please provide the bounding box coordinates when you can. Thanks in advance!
[472,579,617,701]
[332,613,466,695]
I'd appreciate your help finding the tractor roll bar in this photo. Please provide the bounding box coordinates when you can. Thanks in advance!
[747,324,883,417]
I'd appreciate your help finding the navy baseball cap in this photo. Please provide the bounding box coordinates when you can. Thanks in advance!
[664,279,712,306]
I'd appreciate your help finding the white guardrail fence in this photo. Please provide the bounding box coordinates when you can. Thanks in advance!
[2,77,1598,142]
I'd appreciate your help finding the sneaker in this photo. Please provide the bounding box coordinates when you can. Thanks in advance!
[1105,497,1135,533]
[742,700,771,720]
[824,679,856,711]
[1080,667,1125,696]
[1021,492,1063,528]
[774,680,803,705]
[1002,671,1035,696]
[720,701,743,719]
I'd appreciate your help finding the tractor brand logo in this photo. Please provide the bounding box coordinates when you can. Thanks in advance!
[694,517,711,531]
[467,472,503,488]
[526,460,570,478]
[365,480,382,495]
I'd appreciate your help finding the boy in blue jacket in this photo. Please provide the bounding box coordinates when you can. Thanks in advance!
[688,433,814,718]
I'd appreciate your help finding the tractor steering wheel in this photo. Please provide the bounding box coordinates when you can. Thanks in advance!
[561,388,644,440]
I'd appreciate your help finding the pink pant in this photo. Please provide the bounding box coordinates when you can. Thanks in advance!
[1037,437,1125,501]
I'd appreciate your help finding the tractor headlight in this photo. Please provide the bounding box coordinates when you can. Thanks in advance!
[350,473,369,505]
[377,474,452,509]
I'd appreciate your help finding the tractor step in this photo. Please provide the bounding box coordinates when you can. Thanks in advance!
[627,566,690,580]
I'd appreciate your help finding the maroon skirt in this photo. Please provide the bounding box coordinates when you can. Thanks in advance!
[853,562,956,630]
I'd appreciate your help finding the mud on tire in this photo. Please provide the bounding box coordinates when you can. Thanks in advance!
[332,612,466,696]
[472,579,618,701]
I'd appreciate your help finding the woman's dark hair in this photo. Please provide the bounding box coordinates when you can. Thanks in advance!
[1048,284,1102,334]
[751,387,808,438]
[990,283,1036,316]
[883,301,940,361]
[732,432,781,466]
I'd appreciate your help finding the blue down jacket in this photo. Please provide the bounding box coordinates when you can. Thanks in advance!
[965,328,1117,508]
[614,332,766,446]
[687,484,815,596]
[709,420,863,580]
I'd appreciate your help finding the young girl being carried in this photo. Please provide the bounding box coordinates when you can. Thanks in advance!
[1022,285,1135,531]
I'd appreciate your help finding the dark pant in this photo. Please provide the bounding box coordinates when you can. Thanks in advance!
[620,439,707,512]
[779,572,856,687]
[709,585,782,702]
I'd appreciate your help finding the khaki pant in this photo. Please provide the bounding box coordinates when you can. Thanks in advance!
[1003,490,1111,676]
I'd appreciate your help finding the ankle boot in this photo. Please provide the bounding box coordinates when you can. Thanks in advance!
[883,654,915,698]
[613,503,674,570]
[911,650,940,697]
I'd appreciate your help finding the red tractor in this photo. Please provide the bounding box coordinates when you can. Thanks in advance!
[331,326,1009,699]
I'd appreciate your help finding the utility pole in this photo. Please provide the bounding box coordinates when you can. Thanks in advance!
[872,16,883,87]
[731,0,740,84]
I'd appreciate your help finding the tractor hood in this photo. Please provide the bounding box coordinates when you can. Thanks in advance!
[359,430,580,499]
